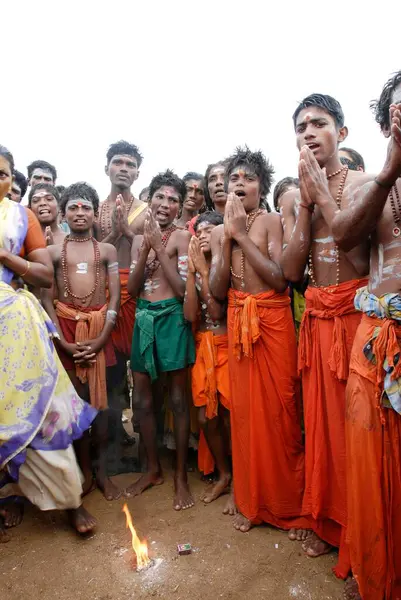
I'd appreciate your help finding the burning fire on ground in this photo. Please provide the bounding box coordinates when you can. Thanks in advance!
[122,503,152,571]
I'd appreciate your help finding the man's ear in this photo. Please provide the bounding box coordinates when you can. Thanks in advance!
[338,126,348,143]
[104,164,109,176]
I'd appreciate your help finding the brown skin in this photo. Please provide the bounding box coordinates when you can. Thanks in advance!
[209,165,290,533]
[280,108,371,287]
[332,101,401,297]
[41,200,121,502]
[8,180,23,203]
[184,227,232,506]
[0,156,53,288]
[176,178,205,229]
[98,154,146,269]
[126,186,194,511]
[29,167,54,187]
[29,190,66,246]
[207,164,227,214]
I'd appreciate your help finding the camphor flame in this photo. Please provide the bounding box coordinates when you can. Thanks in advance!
[122,503,150,570]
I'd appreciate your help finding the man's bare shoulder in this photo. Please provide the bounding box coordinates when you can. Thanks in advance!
[211,224,224,239]
[279,189,300,214]
[99,241,118,256]
[346,170,376,188]
[48,244,61,261]
[172,228,191,242]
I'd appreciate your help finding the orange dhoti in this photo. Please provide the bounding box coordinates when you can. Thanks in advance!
[112,268,136,357]
[192,331,230,475]
[298,278,367,578]
[346,312,401,600]
[228,288,307,528]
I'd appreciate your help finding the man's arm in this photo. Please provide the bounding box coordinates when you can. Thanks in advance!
[96,245,121,344]
[156,230,190,299]
[280,173,313,282]
[209,225,232,301]
[127,235,148,298]
[184,270,199,323]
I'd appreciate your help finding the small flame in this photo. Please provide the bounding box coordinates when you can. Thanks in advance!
[122,503,150,570]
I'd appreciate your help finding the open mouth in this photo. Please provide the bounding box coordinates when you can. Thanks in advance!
[307,143,320,152]
[39,209,51,216]
[235,190,246,198]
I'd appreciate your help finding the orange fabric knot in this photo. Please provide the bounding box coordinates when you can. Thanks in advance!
[55,302,108,410]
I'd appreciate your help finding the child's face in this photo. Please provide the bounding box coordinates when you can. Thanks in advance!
[65,198,95,232]
[150,185,181,227]
[195,221,215,253]
[227,166,261,212]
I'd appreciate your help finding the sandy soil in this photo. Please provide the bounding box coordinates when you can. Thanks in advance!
[1,468,344,600]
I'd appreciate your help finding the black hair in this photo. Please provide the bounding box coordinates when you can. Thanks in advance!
[59,182,99,216]
[204,160,227,209]
[292,93,345,129]
[183,172,204,185]
[106,140,143,167]
[339,147,365,172]
[148,169,187,206]
[0,145,15,173]
[273,177,300,211]
[139,186,149,201]
[28,183,61,207]
[13,170,28,198]
[56,185,66,195]
[370,71,401,132]
[27,159,57,182]
[225,146,274,202]
[194,211,224,232]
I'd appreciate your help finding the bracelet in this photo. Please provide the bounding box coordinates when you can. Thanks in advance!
[19,260,30,277]
[374,177,394,189]
[299,202,314,213]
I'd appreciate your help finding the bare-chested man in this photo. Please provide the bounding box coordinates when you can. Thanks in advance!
[125,170,195,511]
[97,140,147,358]
[175,172,205,233]
[184,211,232,506]
[331,71,401,600]
[209,147,308,536]
[42,182,121,501]
[28,183,66,246]
[280,94,373,580]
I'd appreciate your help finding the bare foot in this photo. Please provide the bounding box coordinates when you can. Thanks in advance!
[302,532,332,557]
[173,475,194,511]
[67,505,97,534]
[125,472,164,498]
[288,528,312,542]
[0,500,24,528]
[96,474,122,501]
[201,473,231,504]
[233,512,252,532]
[223,488,237,516]
[343,577,362,600]
[82,475,96,497]
[0,518,11,543]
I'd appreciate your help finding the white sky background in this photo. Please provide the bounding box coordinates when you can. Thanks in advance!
[3,1,401,207]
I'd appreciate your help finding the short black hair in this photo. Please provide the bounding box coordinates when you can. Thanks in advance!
[293,93,345,129]
[194,211,224,232]
[27,160,57,182]
[13,170,28,198]
[28,183,60,207]
[370,71,401,132]
[139,186,149,201]
[60,182,99,216]
[0,144,15,173]
[56,185,66,195]
[204,161,227,209]
[183,172,204,185]
[273,177,299,211]
[148,170,187,206]
[106,140,143,167]
[225,146,274,202]
[339,147,365,172]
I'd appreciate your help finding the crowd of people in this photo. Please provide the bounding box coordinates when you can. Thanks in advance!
[1,69,401,600]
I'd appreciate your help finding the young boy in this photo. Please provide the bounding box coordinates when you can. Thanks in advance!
[184,211,232,506]
[41,182,121,501]
[28,183,66,245]
[209,147,308,538]
[125,170,195,511]
[175,172,205,233]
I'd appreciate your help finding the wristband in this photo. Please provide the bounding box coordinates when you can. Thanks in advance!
[374,177,394,189]
[19,260,30,277]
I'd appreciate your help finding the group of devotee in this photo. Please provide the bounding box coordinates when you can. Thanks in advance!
[1,69,401,600]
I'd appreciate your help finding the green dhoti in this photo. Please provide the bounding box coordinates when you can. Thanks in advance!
[131,297,195,380]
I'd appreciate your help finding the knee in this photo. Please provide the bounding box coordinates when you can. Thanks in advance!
[169,392,188,416]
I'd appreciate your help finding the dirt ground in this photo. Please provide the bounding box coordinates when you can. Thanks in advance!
[1,463,344,600]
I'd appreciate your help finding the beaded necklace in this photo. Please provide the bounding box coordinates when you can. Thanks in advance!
[99,195,134,239]
[144,224,177,280]
[61,235,101,305]
[230,209,264,288]
[389,184,401,237]
[308,166,348,287]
